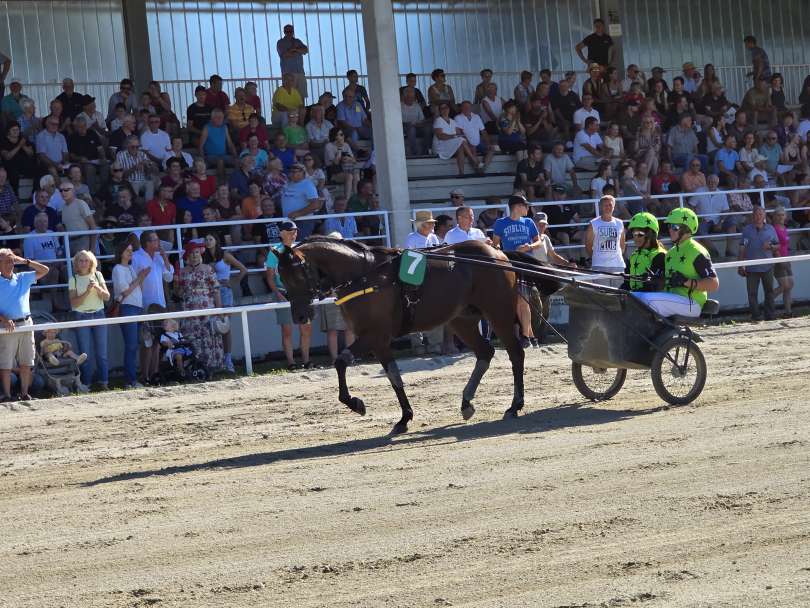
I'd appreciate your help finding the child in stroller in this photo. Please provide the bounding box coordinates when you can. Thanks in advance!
[40,329,88,367]
[158,319,208,382]
[36,330,90,396]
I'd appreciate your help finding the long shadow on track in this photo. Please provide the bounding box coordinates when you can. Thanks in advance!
[85,402,664,487]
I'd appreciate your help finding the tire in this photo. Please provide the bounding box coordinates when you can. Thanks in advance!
[650,336,707,406]
[571,362,627,401]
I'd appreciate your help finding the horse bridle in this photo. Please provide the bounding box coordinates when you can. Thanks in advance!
[292,245,386,303]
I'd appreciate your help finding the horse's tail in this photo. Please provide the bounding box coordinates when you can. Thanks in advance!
[503,251,565,296]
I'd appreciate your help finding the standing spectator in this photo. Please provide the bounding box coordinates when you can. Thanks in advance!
[744,35,771,82]
[68,250,110,389]
[186,85,213,147]
[0,166,18,217]
[404,210,440,248]
[175,242,224,374]
[573,116,608,170]
[433,102,480,176]
[277,24,309,100]
[585,194,626,276]
[0,50,10,99]
[116,135,156,202]
[344,69,370,111]
[204,74,230,110]
[59,180,97,255]
[770,206,793,316]
[770,73,787,112]
[265,220,312,369]
[0,249,49,402]
[105,79,135,126]
[738,205,777,321]
[112,241,149,388]
[443,205,487,244]
[401,87,432,156]
[575,18,613,69]
[514,145,549,200]
[427,69,457,116]
[280,163,320,238]
[35,116,69,178]
[544,142,578,191]
[199,108,237,182]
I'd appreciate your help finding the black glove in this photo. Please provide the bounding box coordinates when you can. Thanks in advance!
[668,271,688,288]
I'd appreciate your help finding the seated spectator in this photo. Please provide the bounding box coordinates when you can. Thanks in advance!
[189,157,217,200]
[228,155,255,198]
[186,85,213,147]
[67,116,106,193]
[96,163,135,211]
[456,100,493,170]
[650,160,678,195]
[727,110,755,145]
[55,78,85,121]
[473,68,494,105]
[715,135,740,186]
[116,135,157,202]
[146,183,177,228]
[589,159,615,198]
[402,87,432,156]
[199,108,237,181]
[573,116,609,170]
[546,186,586,245]
[696,82,732,125]
[603,122,625,160]
[756,130,781,176]
[270,132,295,173]
[775,112,796,148]
[0,166,18,218]
[347,179,380,237]
[306,91,337,125]
[239,182,262,222]
[666,114,706,171]
[162,136,192,171]
[283,110,309,158]
[692,174,732,235]
[35,116,69,178]
[344,69,371,111]
[635,115,662,174]
[599,67,625,121]
[17,98,41,140]
[515,145,550,200]
[280,163,320,238]
[706,115,727,162]
[105,78,135,127]
[336,88,372,149]
[544,142,578,191]
[738,132,765,175]
[108,113,138,151]
[66,164,92,205]
[21,189,59,232]
[240,134,270,173]
[433,101,481,176]
[523,91,556,150]
[427,68,456,116]
[244,81,261,116]
[104,188,142,235]
[400,72,429,110]
[226,87,254,135]
[109,102,128,132]
[780,133,804,176]
[477,201,504,232]
[742,78,777,127]
[582,63,604,102]
[514,70,535,109]
[573,93,600,131]
[618,163,649,215]
[305,104,332,161]
[497,101,528,159]
[322,196,357,238]
[212,184,240,222]
[550,77,579,140]
[272,72,304,127]
[302,153,331,211]
[205,74,230,110]
[75,96,107,143]
[253,196,281,245]
[262,158,288,204]
[479,83,504,134]
[140,114,171,165]
[0,122,37,192]
[59,180,97,254]
[324,127,358,197]
[1,79,29,120]
[680,158,708,193]
[68,249,110,389]
[176,180,207,224]
[23,212,60,267]
[239,112,270,149]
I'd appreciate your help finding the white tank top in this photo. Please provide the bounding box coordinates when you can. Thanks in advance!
[590,216,625,269]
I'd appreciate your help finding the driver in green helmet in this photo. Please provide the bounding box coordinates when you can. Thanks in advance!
[633,207,719,317]
[623,212,667,292]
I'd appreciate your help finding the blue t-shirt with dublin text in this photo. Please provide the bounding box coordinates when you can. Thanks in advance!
[493,216,539,251]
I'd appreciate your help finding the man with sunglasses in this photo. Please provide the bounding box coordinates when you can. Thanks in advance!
[277,25,309,100]
[106,78,135,127]
[448,188,465,207]
[59,181,97,254]
[633,207,719,318]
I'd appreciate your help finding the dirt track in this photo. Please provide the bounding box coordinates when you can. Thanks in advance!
[2,317,810,608]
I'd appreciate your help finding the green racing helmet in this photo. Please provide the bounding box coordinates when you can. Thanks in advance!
[665,207,699,235]
[628,212,660,235]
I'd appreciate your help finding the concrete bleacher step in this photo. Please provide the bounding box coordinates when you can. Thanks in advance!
[406,154,517,179]
[409,174,515,204]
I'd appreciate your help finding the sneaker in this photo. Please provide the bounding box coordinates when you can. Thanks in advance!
[17,394,33,401]
[529,337,540,348]
[76,353,88,365]
[77,383,90,393]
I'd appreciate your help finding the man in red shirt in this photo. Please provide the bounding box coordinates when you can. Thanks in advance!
[245,81,262,116]
[205,74,230,110]
[146,184,177,228]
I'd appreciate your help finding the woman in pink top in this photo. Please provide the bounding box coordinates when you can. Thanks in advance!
[771,206,793,316]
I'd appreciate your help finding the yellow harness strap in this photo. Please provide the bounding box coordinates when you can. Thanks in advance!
[334,287,377,306]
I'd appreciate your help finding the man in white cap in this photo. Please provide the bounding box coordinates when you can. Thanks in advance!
[404,210,440,249]
[448,188,465,207]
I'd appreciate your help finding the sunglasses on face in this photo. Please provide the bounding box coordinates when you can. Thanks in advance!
[59,187,73,192]
[451,195,463,199]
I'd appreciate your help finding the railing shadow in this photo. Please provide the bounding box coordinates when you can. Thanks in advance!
[84,401,663,487]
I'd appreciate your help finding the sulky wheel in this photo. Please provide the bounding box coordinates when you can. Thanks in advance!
[650,336,707,406]
[571,362,627,401]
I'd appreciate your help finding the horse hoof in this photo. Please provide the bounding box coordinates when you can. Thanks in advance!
[503,408,520,420]
[461,401,476,421]
[348,397,366,416]
[391,421,409,435]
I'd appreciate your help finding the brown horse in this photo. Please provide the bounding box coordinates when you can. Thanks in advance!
[272,237,561,434]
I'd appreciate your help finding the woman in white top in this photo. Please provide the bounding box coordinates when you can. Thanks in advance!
[432,102,479,177]
[585,195,626,280]
[302,153,333,211]
[324,127,359,197]
[479,83,503,133]
[69,250,111,389]
[112,239,150,388]
[590,160,615,198]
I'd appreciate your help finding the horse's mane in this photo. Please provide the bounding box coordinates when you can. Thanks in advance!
[300,236,398,257]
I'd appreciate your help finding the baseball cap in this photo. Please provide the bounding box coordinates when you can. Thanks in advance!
[279,220,298,232]
[508,194,529,207]
[534,211,549,224]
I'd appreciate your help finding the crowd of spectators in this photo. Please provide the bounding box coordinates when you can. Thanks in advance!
[0,24,809,397]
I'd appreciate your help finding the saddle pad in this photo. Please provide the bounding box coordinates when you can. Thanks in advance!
[399,250,427,286]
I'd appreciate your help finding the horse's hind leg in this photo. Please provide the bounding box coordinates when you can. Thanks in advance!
[488,312,525,419]
[335,337,370,416]
[449,317,495,421]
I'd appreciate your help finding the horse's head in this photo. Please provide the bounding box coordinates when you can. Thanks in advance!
[273,245,318,324]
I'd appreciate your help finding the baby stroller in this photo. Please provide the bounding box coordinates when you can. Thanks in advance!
[33,312,89,396]
[156,322,209,383]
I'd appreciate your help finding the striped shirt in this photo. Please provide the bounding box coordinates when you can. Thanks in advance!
[115,149,149,182]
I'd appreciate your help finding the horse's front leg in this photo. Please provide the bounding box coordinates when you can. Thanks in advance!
[335,338,369,416]
[376,346,413,435]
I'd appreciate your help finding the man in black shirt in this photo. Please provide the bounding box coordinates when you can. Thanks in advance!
[252,196,281,245]
[514,145,550,201]
[109,114,138,151]
[550,78,580,140]
[186,85,212,147]
[67,116,107,193]
[55,78,86,120]
[575,19,613,69]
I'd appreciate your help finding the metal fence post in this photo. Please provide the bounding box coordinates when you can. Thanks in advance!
[241,310,253,375]
[759,189,766,208]
[382,212,391,247]
[63,236,73,278]
[176,226,184,267]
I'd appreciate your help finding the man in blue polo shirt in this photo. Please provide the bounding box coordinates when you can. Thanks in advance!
[280,163,321,238]
[0,248,50,402]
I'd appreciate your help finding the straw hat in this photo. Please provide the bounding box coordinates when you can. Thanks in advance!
[413,210,437,227]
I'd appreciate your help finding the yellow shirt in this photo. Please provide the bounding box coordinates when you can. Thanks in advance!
[69,271,106,313]
[226,102,253,129]
[272,87,303,113]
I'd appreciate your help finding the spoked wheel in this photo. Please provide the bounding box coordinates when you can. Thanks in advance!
[651,336,707,405]
[571,362,627,401]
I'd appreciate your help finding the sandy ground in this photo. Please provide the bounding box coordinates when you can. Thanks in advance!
[2,317,810,608]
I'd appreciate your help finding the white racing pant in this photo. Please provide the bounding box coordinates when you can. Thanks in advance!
[632,292,701,318]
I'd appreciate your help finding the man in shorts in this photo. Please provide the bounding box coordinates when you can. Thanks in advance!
[0,249,50,402]
[265,221,312,370]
